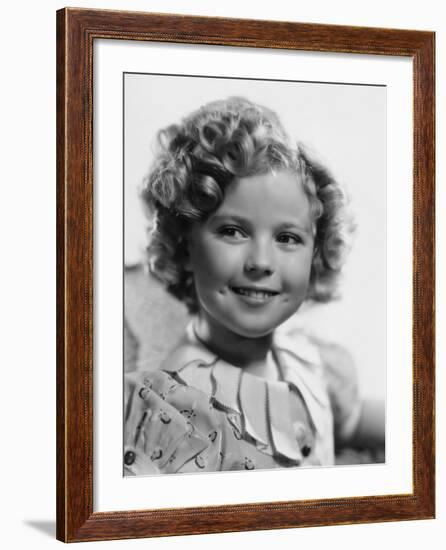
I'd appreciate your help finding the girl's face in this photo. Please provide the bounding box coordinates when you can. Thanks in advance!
[186,170,315,339]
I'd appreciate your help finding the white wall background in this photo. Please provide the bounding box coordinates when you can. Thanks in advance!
[1,0,443,548]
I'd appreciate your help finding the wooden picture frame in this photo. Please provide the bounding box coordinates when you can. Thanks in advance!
[56,7,435,542]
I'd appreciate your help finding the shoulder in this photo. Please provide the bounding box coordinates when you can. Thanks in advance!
[275,329,324,367]
[306,334,358,395]
[274,326,359,413]
[275,326,356,385]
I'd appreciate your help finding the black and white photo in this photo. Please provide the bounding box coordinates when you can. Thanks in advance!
[123,74,386,476]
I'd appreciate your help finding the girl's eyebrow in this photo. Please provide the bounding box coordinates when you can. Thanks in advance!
[211,214,250,226]
[277,221,313,235]
[211,214,313,235]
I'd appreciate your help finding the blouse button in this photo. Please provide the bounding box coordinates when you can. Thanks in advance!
[138,387,150,399]
[244,457,255,470]
[150,447,163,461]
[302,445,311,457]
[124,450,136,466]
[208,430,217,442]
[159,410,171,424]
[195,454,206,469]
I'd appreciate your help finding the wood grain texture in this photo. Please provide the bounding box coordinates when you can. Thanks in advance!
[56,7,435,543]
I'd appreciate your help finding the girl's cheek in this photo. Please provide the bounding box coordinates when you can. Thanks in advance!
[281,254,313,288]
[282,250,312,271]
[192,240,239,279]
[208,248,240,278]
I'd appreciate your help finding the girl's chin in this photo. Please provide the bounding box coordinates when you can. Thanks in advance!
[224,312,294,339]
[224,322,278,340]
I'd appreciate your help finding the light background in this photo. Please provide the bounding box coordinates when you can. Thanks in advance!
[2,0,444,549]
[124,73,387,399]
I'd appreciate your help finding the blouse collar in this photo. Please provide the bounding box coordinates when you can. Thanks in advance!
[163,321,329,464]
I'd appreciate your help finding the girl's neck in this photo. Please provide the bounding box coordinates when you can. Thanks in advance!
[193,311,276,375]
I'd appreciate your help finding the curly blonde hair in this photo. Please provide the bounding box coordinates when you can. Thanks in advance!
[140,97,352,313]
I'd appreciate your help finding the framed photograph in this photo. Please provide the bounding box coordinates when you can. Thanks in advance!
[56,8,435,542]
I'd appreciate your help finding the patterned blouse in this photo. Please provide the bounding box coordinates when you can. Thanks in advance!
[124,323,361,476]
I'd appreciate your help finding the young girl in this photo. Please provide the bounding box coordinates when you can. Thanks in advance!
[124,96,384,476]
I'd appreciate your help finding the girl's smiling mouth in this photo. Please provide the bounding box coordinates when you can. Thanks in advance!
[229,285,280,303]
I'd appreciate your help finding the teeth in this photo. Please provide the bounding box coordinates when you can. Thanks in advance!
[232,287,276,299]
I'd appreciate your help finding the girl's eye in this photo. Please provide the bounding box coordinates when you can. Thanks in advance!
[218,226,246,239]
[276,233,302,246]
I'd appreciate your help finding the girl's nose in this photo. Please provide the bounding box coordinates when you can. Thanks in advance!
[244,240,275,276]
